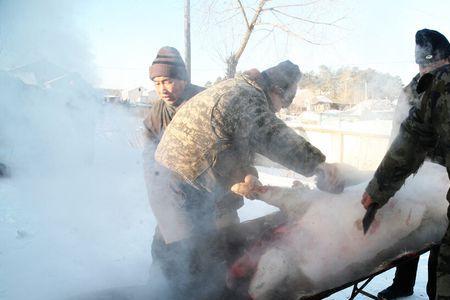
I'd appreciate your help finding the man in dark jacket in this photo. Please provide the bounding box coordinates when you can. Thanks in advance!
[143,46,204,144]
[142,47,205,297]
[152,60,344,299]
[361,29,450,300]
[377,70,440,300]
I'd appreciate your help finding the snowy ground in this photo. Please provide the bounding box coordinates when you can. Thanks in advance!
[331,254,431,300]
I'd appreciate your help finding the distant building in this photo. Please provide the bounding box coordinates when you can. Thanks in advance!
[125,87,157,105]
[127,86,145,103]
[9,60,100,100]
[312,95,334,112]
[9,60,88,90]
[102,89,124,103]
[291,89,313,113]
[10,60,67,86]
[291,89,353,114]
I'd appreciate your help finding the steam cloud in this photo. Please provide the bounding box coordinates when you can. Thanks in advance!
[0,1,159,299]
[0,0,96,82]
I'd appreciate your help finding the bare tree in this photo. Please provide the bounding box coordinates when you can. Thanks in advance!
[200,0,347,78]
[225,0,266,78]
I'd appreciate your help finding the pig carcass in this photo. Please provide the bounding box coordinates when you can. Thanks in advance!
[235,162,448,300]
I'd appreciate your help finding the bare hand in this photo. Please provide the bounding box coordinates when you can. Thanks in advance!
[231,175,268,200]
[361,192,374,209]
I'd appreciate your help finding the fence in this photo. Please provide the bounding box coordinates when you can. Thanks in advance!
[297,126,391,171]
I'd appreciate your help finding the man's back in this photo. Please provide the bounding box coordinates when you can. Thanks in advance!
[156,73,326,189]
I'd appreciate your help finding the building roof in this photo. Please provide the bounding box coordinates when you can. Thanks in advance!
[10,60,68,86]
[312,95,333,104]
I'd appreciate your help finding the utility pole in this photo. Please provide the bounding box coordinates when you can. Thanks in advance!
[184,0,191,83]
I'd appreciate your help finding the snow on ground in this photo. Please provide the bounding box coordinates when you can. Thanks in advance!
[326,246,428,300]
[332,254,431,300]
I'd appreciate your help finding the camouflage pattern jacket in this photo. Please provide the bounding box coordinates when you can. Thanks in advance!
[366,64,450,206]
[143,83,204,143]
[155,74,325,193]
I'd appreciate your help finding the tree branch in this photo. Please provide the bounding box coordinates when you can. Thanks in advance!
[259,22,325,45]
[204,0,346,77]
[237,0,250,29]
[253,27,275,45]
[270,8,346,29]
[233,0,266,63]
[214,11,241,26]
[265,1,322,9]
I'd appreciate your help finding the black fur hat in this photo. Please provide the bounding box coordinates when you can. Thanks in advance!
[415,29,450,65]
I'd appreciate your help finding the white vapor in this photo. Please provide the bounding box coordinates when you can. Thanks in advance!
[0,1,160,299]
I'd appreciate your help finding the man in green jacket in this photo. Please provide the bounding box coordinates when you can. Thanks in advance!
[362,29,450,300]
[377,66,441,300]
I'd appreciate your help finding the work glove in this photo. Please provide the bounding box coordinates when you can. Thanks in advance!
[314,162,345,194]
[361,191,375,209]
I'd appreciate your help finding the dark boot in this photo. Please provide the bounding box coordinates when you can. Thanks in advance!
[377,285,414,300]
[426,245,440,300]
[378,256,418,300]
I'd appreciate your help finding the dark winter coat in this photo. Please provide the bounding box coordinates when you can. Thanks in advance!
[365,64,450,298]
[391,73,445,164]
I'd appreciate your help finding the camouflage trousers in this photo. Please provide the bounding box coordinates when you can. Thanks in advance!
[437,206,450,300]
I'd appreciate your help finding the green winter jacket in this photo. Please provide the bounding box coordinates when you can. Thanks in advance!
[366,64,450,206]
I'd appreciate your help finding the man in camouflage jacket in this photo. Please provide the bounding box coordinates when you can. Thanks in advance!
[362,29,450,300]
[152,60,344,299]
